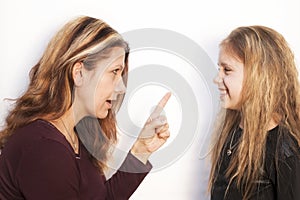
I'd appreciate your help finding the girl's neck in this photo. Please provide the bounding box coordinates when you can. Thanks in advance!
[239,116,278,130]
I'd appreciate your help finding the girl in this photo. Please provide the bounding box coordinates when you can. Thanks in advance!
[210,26,300,199]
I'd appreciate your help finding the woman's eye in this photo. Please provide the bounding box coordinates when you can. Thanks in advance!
[112,69,120,75]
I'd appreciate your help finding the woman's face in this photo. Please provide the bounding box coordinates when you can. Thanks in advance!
[75,47,126,119]
[214,46,244,110]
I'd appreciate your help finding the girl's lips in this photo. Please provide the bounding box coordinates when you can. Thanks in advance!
[220,90,227,95]
[218,88,228,99]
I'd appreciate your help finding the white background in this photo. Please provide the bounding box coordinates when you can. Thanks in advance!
[0,0,299,199]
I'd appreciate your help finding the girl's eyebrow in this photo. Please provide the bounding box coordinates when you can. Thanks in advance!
[218,62,229,67]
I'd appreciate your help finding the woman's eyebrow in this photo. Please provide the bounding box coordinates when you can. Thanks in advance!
[116,64,124,70]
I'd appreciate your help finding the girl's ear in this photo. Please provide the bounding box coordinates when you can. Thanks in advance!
[73,62,83,86]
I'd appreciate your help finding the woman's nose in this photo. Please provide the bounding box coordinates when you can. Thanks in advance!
[114,78,126,94]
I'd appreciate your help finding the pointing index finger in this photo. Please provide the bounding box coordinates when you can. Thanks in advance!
[149,92,172,119]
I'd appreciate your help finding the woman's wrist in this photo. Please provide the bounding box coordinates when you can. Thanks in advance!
[130,144,151,165]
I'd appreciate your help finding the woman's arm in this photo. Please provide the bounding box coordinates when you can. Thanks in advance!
[105,152,152,200]
[105,93,171,199]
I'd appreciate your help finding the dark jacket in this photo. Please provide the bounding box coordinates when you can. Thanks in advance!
[211,126,300,199]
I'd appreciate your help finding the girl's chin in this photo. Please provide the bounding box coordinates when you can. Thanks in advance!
[222,103,240,110]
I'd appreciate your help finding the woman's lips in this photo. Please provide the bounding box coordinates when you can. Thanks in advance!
[106,100,112,108]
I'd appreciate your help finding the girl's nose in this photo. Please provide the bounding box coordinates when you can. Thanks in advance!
[213,69,224,84]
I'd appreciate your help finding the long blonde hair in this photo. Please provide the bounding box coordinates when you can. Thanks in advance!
[0,16,129,170]
[209,26,300,199]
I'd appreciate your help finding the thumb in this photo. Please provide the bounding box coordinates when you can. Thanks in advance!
[146,115,167,129]
[140,116,167,138]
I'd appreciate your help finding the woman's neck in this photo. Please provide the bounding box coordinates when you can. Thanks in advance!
[49,108,80,153]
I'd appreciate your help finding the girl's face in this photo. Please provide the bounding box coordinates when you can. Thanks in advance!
[75,47,126,119]
[214,46,244,110]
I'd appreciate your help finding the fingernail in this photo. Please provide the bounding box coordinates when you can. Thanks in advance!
[160,118,167,123]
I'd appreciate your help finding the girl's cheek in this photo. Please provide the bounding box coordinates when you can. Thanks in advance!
[223,78,229,89]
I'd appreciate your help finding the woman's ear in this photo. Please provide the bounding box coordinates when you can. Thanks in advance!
[73,62,83,86]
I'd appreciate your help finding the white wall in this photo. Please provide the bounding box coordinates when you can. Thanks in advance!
[0,0,299,199]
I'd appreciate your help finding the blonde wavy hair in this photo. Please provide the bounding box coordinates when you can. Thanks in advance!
[0,16,129,171]
[209,26,300,199]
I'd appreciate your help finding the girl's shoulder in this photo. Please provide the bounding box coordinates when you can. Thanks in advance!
[266,126,300,159]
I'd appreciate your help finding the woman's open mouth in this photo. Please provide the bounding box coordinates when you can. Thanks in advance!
[106,100,112,108]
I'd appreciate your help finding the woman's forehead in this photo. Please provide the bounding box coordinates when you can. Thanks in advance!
[93,48,125,71]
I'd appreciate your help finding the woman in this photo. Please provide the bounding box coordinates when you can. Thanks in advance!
[210,26,300,199]
[0,16,171,199]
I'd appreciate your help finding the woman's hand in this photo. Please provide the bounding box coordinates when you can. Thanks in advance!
[130,92,171,164]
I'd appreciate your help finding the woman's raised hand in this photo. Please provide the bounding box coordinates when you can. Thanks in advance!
[130,92,171,164]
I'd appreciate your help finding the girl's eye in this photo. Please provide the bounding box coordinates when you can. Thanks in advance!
[224,67,232,73]
[224,67,232,74]
[218,67,232,74]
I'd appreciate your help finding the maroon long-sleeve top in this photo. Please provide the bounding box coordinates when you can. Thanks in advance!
[0,119,152,200]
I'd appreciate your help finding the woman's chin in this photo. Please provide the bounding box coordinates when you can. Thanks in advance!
[97,110,109,119]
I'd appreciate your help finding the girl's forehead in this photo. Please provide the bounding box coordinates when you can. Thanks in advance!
[219,48,242,65]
